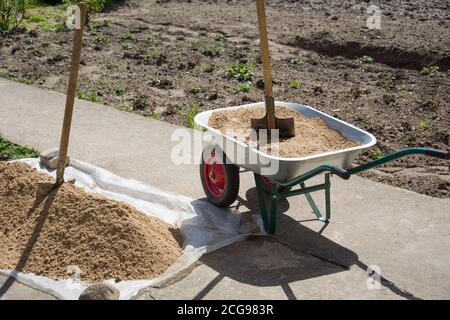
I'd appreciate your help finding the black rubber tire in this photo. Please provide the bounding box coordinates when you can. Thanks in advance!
[200,145,240,208]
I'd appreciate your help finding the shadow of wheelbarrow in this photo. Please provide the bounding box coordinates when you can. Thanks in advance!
[194,187,421,300]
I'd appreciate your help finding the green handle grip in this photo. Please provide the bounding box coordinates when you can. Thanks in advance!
[424,148,449,160]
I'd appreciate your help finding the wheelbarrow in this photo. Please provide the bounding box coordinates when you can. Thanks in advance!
[194,102,449,234]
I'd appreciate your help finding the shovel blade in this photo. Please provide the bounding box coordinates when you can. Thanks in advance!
[251,115,295,138]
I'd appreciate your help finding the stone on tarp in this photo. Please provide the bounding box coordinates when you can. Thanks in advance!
[78,283,120,300]
[39,148,70,169]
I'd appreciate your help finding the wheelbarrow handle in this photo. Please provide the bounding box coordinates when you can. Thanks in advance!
[348,147,449,175]
[423,148,449,160]
[275,147,448,188]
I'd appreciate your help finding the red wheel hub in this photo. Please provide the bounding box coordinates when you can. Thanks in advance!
[261,176,273,189]
[203,150,226,197]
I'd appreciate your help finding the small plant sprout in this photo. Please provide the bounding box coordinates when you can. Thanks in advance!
[143,34,157,47]
[226,63,253,82]
[133,96,150,110]
[418,121,429,130]
[190,84,201,94]
[77,90,103,103]
[122,43,133,50]
[119,31,134,41]
[24,37,34,50]
[94,34,110,47]
[148,112,161,120]
[113,84,127,95]
[182,102,200,129]
[289,80,301,89]
[239,83,251,93]
[420,65,439,76]
[290,58,304,65]
[370,152,384,160]
[194,38,225,57]
[361,55,374,64]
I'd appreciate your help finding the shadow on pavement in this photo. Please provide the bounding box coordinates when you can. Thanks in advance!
[195,187,422,300]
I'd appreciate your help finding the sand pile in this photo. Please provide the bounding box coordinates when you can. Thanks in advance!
[209,106,360,158]
[0,162,183,282]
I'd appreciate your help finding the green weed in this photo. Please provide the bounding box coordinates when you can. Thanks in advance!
[0,136,39,161]
[148,112,161,120]
[132,96,150,110]
[418,121,429,130]
[119,31,134,41]
[290,58,304,65]
[182,102,200,129]
[289,79,301,89]
[239,83,251,93]
[94,34,110,47]
[78,90,103,103]
[370,152,384,160]
[121,43,133,50]
[143,34,158,47]
[420,65,439,76]
[361,55,374,64]
[226,63,253,82]
[113,83,127,95]
[190,84,201,94]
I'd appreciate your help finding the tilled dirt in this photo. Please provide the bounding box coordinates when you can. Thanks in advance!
[0,0,448,197]
[0,162,183,282]
[209,106,359,157]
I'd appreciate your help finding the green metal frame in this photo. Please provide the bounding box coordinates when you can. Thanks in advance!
[252,147,448,234]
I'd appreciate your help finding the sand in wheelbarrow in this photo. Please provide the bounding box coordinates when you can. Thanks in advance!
[209,106,360,158]
[0,162,183,282]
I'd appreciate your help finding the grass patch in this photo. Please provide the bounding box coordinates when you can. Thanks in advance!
[0,136,39,161]
[23,2,66,32]
[147,112,161,120]
[78,89,103,103]
[182,102,200,129]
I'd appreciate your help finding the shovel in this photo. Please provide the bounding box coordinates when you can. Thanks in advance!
[38,3,86,192]
[251,0,295,138]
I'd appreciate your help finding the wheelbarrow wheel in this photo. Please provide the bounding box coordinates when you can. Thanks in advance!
[200,146,239,208]
[255,174,288,194]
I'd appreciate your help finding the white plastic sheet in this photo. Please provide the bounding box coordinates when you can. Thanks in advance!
[0,159,263,300]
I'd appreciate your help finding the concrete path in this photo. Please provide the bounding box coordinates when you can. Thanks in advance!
[0,79,449,300]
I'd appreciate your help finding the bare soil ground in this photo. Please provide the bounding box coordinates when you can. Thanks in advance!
[0,0,449,197]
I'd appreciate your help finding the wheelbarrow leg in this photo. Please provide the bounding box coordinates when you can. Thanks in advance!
[300,173,331,222]
[254,172,278,234]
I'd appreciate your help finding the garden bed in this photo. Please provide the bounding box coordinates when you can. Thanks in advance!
[0,0,448,197]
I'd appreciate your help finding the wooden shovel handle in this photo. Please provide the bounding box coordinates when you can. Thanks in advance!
[55,3,86,186]
[256,0,275,129]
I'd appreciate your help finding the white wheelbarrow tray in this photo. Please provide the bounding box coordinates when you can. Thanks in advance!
[194,101,377,182]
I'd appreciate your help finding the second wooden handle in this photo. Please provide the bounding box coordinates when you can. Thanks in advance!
[256,0,273,98]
